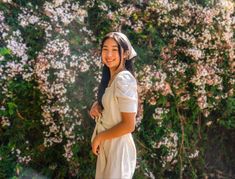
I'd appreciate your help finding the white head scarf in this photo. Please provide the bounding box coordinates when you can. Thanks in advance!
[104,32,137,60]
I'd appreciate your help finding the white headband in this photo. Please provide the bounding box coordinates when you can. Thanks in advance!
[104,32,137,60]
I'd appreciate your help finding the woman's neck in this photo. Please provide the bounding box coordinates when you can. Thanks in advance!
[110,67,126,78]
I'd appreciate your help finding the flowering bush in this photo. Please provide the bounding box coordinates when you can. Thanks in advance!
[0,0,234,178]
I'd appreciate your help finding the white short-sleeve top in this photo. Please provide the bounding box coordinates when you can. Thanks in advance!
[113,70,138,113]
[91,70,138,141]
[102,70,138,128]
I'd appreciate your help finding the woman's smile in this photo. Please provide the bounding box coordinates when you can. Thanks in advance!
[106,59,116,62]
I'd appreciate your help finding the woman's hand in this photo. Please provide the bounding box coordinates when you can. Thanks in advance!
[92,134,102,156]
[89,101,102,120]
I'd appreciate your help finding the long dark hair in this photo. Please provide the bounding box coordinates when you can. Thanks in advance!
[97,35,136,109]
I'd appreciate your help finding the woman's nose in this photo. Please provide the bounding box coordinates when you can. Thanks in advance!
[107,51,112,57]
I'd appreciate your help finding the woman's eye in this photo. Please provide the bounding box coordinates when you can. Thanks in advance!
[102,49,118,53]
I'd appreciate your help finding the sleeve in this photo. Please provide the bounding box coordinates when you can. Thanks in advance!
[114,72,138,113]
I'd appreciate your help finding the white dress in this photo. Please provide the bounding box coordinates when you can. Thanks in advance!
[91,70,138,179]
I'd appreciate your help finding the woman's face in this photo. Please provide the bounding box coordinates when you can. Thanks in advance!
[101,38,123,71]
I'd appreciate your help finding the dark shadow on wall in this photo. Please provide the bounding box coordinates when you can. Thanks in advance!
[205,126,235,179]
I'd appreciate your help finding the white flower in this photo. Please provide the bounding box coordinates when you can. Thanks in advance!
[1,117,10,127]
[188,150,199,159]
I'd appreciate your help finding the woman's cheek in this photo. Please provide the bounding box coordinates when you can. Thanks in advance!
[114,53,120,60]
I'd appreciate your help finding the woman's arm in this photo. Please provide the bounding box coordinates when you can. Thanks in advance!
[92,112,136,155]
[100,112,135,139]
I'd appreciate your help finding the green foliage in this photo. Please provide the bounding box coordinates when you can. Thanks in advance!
[0,48,11,56]
[218,97,235,129]
[21,25,46,59]
[0,146,17,178]
[12,0,46,7]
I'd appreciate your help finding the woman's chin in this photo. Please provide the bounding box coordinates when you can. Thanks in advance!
[106,64,116,69]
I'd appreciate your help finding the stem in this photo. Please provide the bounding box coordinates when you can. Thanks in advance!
[176,106,185,179]
[135,138,152,152]
[198,114,202,139]
[16,109,25,120]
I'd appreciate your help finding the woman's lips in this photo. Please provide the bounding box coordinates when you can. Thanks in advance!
[106,59,115,62]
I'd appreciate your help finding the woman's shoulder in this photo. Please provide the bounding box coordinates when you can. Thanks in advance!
[115,70,137,86]
[116,70,135,80]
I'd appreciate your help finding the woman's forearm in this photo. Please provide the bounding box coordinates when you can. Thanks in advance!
[99,121,134,141]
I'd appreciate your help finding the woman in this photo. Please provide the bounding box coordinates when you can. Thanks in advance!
[89,32,138,179]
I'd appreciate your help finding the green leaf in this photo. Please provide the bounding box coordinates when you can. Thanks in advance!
[0,48,11,56]
[7,102,17,115]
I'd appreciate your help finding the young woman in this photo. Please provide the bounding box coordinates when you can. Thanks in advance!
[89,32,138,179]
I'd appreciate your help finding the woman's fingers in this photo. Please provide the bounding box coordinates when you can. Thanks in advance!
[89,109,94,119]
[92,147,97,155]
[92,143,99,156]
[89,103,102,119]
[89,107,96,119]
[89,109,99,119]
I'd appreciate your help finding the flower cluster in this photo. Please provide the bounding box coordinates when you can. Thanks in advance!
[43,1,87,26]
[138,0,234,117]
[1,0,96,169]
[0,11,33,101]
[0,27,32,81]
[138,65,175,107]
[0,11,9,35]
[188,149,199,159]
[6,30,28,61]
[137,65,156,100]
[143,167,155,179]
[131,19,144,33]
[153,107,169,127]
[63,140,75,161]
[35,39,77,148]
[18,8,40,27]
[153,70,173,96]
[0,116,10,127]
[129,0,234,173]
[104,3,139,31]
[156,132,178,168]
[12,148,32,165]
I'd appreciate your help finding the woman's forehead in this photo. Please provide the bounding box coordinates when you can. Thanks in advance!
[103,38,118,47]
